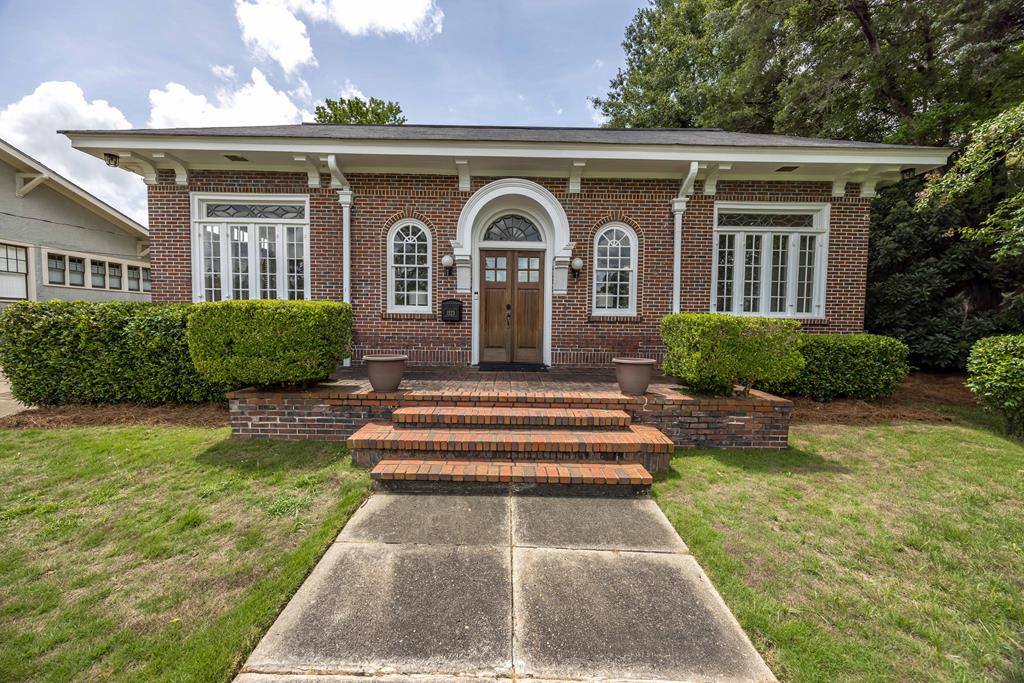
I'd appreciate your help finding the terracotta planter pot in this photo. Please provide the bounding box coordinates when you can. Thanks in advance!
[612,357,657,396]
[364,354,408,392]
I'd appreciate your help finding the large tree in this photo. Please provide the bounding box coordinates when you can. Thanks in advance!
[314,95,406,125]
[592,0,1024,368]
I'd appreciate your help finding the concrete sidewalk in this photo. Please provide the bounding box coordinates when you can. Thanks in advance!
[236,493,776,683]
[0,374,23,419]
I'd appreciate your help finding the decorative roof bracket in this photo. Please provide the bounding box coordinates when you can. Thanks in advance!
[568,160,586,193]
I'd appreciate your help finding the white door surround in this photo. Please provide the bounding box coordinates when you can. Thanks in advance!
[452,178,574,366]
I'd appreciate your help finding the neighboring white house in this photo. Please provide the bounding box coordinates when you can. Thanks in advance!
[0,137,150,306]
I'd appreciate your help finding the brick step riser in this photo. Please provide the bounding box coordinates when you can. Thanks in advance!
[374,479,651,497]
[353,448,669,472]
[391,419,629,430]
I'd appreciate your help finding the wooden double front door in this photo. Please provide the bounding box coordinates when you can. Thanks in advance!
[480,249,544,364]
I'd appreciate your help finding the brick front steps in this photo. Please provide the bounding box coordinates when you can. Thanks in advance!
[371,459,653,496]
[229,371,793,467]
[392,406,631,429]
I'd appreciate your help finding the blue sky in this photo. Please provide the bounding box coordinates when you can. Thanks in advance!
[0,0,644,221]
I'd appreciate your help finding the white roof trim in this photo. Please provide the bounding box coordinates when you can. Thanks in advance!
[0,138,148,239]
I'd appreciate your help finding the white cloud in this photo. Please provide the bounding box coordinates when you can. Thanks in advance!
[339,79,365,101]
[148,68,306,128]
[588,100,609,126]
[592,58,605,69]
[235,0,317,75]
[235,0,444,73]
[211,64,237,81]
[0,81,148,224]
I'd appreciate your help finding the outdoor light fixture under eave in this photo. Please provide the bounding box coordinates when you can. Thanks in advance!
[103,153,120,168]
[571,257,584,280]
[441,254,455,276]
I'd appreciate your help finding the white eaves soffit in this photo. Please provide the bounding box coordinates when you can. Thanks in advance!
[64,133,952,188]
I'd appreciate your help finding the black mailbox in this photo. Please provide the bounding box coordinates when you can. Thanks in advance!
[440,299,463,322]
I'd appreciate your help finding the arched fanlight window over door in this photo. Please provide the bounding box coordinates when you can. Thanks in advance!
[483,214,542,242]
[592,223,638,315]
[387,221,432,312]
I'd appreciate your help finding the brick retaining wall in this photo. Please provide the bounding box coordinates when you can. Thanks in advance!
[228,385,791,455]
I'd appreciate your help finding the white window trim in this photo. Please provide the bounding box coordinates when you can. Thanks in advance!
[386,219,433,313]
[711,201,830,319]
[190,192,311,302]
[0,240,33,301]
[43,248,149,293]
[591,222,639,316]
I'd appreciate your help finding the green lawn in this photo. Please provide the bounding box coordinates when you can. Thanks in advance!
[2,405,1022,682]
[0,426,371,682]
[654,406,1024,682]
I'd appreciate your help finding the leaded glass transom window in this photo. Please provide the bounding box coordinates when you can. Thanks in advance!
[388,223,431,311]
[483,214,541,242]
[593,224,638,315]
[712,205,826,317]
[717,213,813,228]
[205,203,305,220]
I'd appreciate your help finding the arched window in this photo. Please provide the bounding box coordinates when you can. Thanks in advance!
[483,214,542,242]
[387,221,431,312]
[592,223,638,315]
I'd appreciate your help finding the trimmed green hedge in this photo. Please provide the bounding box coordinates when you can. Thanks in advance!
[185,300,352,388]
[0,301,228,406]
[761,333,909,401]
[967,334,1024,437]
[660,313,804,396]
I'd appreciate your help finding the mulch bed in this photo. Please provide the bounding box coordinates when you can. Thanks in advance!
[790,373,975,426]
[0,403,229,429]
[0,373,977,430]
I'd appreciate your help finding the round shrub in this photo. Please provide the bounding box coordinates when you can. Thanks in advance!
[967,335,1024,437]
[0,301,227,406]
[762,333,909,401]
[186,300,353,388]
[660,313,804,396]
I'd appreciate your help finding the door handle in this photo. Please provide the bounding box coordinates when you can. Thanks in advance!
[505,302,512,326]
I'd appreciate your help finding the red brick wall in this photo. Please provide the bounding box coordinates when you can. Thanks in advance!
[148,171,870,364]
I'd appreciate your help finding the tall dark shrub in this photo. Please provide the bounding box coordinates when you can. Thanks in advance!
[0,301,227,406]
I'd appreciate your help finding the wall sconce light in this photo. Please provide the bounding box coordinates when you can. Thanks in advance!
[570,257,584,280]
[441,254,455,276]
[103,153,120,168]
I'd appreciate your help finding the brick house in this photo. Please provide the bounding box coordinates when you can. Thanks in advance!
[63,124,949,367]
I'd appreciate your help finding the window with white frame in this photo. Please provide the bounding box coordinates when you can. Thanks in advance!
[592,223,638,315]
[192,195,309,301]
[387,221,431,312]
[712,204,828,317]
[45,251,149,292]
[0,243,28,300]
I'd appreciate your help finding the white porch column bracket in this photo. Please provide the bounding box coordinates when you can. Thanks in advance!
[323,154,350,190]
[679,160,699,197]
[702,162,732,196]
[832,166,870,197]
[568,160,586,193]
[117,151,158,185]
[150,152,189,185]
[455,159,471,192]
[294,155,322,188]
[859,165,902,198]
[14,172,49,198]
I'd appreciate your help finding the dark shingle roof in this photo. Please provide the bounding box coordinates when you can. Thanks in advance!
[60,123,941,150]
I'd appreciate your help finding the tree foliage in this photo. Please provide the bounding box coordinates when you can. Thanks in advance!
[918,101,1024,260]
[314,95,406,125]
[594,0,1024,368]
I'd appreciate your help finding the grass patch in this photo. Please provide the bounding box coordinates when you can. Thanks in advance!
[654,405,1024,681]
[0,426,371,682]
